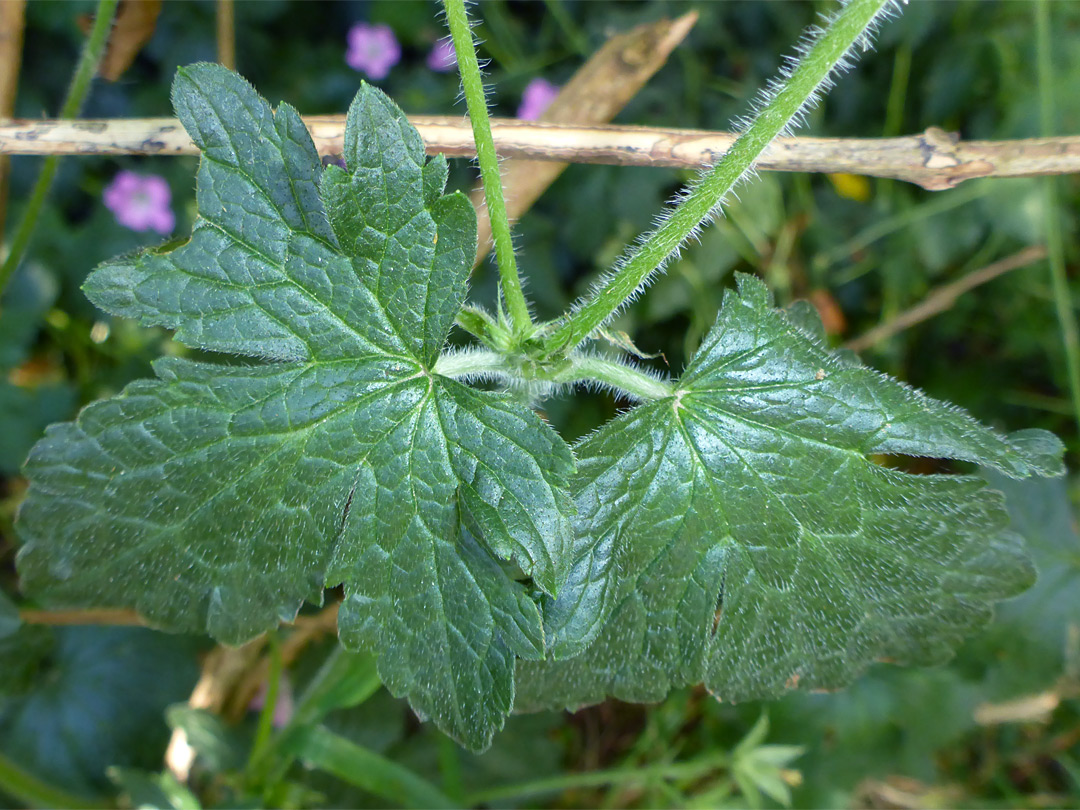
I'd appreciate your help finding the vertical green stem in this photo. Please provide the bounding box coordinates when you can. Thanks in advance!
[0,0,119,294]
[547,0,894,354]
[442,0,533,336]
[251,645,382,797]
[1035,0,1080,445]
[877,39,911,207]
[248,630,282,770]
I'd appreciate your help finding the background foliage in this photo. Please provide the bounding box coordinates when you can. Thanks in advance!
[1,1,1078,808]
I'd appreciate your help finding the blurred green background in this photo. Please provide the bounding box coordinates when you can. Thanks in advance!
[1,1,1078,808]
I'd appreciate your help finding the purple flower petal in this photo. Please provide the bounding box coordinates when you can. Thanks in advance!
[427,39,456,73]
[346,22,401,81]
[103,171,175,235]
[517,78,560,121]
[249,676,295,729]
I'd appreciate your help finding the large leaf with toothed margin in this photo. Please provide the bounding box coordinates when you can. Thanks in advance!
[516,274,1062,713]
[14,63,574,751]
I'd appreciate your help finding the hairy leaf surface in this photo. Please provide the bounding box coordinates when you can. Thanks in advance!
[518,274,1062,712]
[15,64,574,750]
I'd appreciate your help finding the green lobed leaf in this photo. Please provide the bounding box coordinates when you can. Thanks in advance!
[0,263,77,475]
[15,63,574,751]
[518,273,1062,712]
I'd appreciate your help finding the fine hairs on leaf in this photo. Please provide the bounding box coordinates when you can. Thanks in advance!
[15,64,575,752]
[545,0,904,355]
[12,0,1066,755]
[517,274,1061,712]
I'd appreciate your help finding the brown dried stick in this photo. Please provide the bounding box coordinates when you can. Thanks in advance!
[217,0,235,71]
[844,245,1048,352]
[81,0,163,82]
[20,606,145,626]
[3,117,1079,191]
[0,0,26,244]
[470,12,698,265]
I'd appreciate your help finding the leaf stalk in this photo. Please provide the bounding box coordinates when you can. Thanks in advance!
[435,347,673,402]
[545,0,895,355]
[443,0,533,338]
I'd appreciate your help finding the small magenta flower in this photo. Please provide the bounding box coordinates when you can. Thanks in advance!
[346,23,401,80]
[427,38,456,73]
[517,78,560,121]
[103,170,175,235]
[249,675,295,729]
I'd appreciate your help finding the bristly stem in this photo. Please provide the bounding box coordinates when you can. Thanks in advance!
[1036,0,1080,448]
[553,354,673,402]
[434,348,674,402]
[0,0,119,295]
[546,0,895,355]
[443,0,533,337]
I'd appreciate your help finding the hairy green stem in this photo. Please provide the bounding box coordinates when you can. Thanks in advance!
[443,0,532,336]
[435,348,673,402]
[553,354,674,401]
[0,749,108,810]
[0,0,119,294]
[434,347,512,381]
[1036,0,1080,446]
[547,0,894,354]
[454,306,503,350]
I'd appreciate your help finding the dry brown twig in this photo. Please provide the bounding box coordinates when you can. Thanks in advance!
[216,0,235,71]
[19,606,145,626]
[3,116,1078,191]
[844,245,1048,352]
[0,0,27,245]
[79,0,162,82]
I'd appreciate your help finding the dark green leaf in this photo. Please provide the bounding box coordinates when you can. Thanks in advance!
[0,627,199,796]
[0,593,19,640]
[0,263,57,370]
[518,274,1062,712]
[16,64,574,750]
[0,382,76,477]
[968,469,1080,691]
[0,623,53,696]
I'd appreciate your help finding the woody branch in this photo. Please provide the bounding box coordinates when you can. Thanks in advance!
[1,116,1078,191]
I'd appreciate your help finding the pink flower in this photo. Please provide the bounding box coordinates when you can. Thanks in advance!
[346,23,400,80]
[249,675,295,729]
[103,171,175,234]
[427,39,456,73]
[517,78,560,121]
